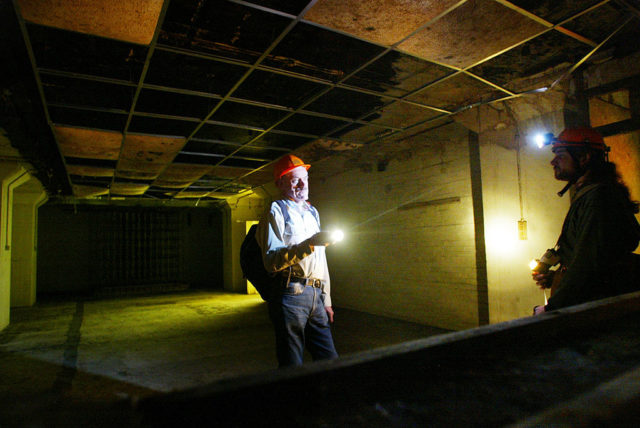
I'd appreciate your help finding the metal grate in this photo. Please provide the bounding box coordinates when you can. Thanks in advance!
[92,209,183,288]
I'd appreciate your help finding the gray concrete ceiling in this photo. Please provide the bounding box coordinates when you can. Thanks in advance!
[1,0,639,201]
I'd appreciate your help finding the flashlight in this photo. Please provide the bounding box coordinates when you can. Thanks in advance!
[330,230,344,243]
[530,248,560,273]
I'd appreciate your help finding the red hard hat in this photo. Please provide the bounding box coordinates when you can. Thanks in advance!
[551,127,608,152]
[273,154,310,181]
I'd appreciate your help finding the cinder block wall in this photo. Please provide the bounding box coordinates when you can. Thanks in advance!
[311,123,480,331]
[479,121,569,324]
[311,116,574,330]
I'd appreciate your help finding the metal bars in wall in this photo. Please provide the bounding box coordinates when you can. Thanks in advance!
[92,209,183,288]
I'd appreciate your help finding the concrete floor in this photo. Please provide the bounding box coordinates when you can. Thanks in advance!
[0,290,447,427]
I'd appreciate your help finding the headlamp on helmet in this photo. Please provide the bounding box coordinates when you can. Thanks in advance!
[534,132,555,148]
[536,127,609,155]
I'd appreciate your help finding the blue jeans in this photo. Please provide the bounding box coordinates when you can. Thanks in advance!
[268,282,338,367]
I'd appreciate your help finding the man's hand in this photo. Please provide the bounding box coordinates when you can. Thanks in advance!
[325,306,334,323]
[532,270,555,290]
[533,305,546,315]
[309,231,334,247]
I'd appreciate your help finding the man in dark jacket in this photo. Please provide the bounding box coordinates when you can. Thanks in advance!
[533,127,640,314]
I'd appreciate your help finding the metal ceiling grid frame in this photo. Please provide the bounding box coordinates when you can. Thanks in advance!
[9,0,640,200]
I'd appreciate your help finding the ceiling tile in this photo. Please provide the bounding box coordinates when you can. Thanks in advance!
[55,126,122,160]
[469,30,593,92]
[206,190,243,198]
[115,134,185,180]
[505,0,604,24]
[383,116,456,145]
[406,73,507,111]
[18,0,163,45]
[69,175,112,189]
[65,157,118,169]
[72,184,110,198]
[397,0,547,69]
[331,123,395,144]
[66,165,115,178]
[367,102,445,129]
[110,181,150,196]
[305,0,464,46]
[562,2,637,43]
[174,190,213,198]
[345,51,452,97]
[246,0,312,16]
[154,163,213,188]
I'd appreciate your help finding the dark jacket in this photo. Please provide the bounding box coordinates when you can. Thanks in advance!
[546,182,640,310]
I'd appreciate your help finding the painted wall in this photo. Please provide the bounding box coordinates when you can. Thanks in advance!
[10,186,47,307]
[0,164,28,330]
[222,193,266,294]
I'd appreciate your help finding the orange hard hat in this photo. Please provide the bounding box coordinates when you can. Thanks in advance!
[273,154,310,181]
[551,127,608,153]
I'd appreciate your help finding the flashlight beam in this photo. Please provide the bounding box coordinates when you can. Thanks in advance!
[350,195,461,230]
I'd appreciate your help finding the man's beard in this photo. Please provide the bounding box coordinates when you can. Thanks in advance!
[554,167,574,181]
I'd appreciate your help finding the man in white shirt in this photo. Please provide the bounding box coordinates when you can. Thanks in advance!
[256,154,338,367]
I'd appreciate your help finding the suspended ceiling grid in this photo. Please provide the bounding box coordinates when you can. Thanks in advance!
[7,0,640,200]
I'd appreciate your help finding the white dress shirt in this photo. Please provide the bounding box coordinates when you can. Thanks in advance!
[256,199,332,307]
